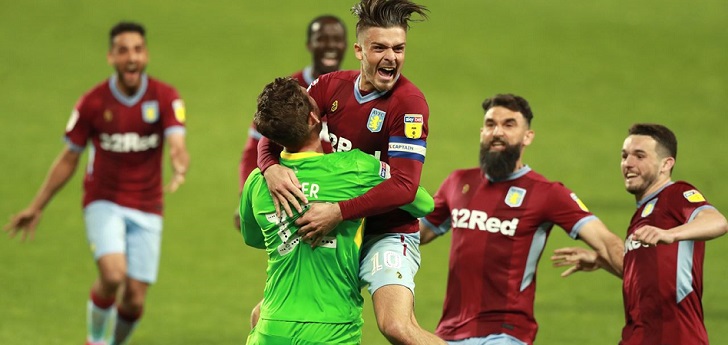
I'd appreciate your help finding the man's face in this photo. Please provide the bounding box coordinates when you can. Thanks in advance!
[107,32,148,94]
[479,106,533,180]
[354,26,406,92]
[308,20,347,75]
[621,135,665,197]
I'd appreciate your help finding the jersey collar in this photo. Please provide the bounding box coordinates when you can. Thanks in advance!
[486,165,532,182]
[636,180,674,208]
[353,73,391,104]
[280,151,324,160]
[302,66,315,87]
[109,73,148,107]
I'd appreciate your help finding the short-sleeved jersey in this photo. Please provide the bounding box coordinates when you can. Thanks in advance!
[240,149,433,324]
[422,167,596,344]
[65,74,185,215]
[620,181,714,345]
[307,70,429,235]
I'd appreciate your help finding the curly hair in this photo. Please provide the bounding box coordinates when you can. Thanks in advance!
[254,77,313,148]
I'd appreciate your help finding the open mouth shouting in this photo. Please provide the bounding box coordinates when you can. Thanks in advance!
[377,66,396,81]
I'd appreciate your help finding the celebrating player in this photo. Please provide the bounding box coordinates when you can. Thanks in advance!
[256,1,445,343]
[4,22,189,345]
[241,77,433,344]
[420,94,624,345]
[552,123,728,344]
[237,15,347,195]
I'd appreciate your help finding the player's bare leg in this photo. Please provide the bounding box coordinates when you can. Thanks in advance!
[111,277,149,345]
[87,254,126,344]
[372,285,446,345]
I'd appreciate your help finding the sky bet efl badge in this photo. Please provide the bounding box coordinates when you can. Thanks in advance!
[683,189,706,203]
[404,114,423,139]
[172,99,186,123]
[570,193,590,212]
[367,108,385,133]
[142,100,159,123]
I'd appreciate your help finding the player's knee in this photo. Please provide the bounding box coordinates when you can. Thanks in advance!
[99,270,126,291]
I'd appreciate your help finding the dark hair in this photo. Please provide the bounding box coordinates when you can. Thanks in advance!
[307,15,347,44]
[628,123,678,160]
[482,94,534,126]
[351,0,428,36]
[109,21,145,47]
[254,77,312,148]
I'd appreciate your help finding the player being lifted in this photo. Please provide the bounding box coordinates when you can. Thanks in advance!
[256,0,445,343]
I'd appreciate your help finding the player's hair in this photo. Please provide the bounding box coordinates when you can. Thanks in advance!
[628,123,678,160]
[255,77,313,148]
[307,15,347,44]
[352,0,428,36]
[482,94,534,126]
[109,22,145,48]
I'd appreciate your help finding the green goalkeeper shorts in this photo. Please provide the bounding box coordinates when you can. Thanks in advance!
[246,319,362,345]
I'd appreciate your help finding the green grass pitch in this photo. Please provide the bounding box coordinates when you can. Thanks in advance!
[1,0,726,344]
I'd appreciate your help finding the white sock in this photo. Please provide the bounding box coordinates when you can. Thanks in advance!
[87,300,113,342]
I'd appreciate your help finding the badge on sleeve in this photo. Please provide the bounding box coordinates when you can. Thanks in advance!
[683,190,706,203]
[367,108,385,133]
[172,99,186,124]
[66,109,80,131]
[505,187,526,207]
[570,193,590,212]
[142,101,159,123]
[404,114,423,139]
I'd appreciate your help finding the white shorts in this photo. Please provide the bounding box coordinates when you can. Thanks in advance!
[448,334,528,345]
[358,232,421,295]
[84,200,163,284]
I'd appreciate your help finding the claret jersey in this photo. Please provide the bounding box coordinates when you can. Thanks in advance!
[423,166,596,344]
[307,70,429,234]
[65,74,185,215]
[620,181,714,345]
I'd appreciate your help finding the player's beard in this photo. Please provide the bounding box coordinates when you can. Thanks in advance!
[479,141,521,181]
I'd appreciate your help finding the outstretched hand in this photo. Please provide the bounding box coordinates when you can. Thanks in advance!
[263,164,308,218]
[296,202,342,247]
[550,247,600,277]
[4,208,42,241]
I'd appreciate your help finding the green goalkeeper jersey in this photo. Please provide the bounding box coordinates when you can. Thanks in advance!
[240,149,434,324]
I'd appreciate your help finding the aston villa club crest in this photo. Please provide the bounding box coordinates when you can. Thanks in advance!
[331,100,338,112]
[103,109,113,122]
[505,186,526,207]
[641,198,657,217]
[404,114,423,139]
[367,108,385,132]
[141,101,159,123]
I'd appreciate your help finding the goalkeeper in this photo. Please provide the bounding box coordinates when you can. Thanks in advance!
[239,77,434,345]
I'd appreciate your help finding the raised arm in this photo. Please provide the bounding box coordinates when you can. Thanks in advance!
[552,218,624,278]
[632,207,728,245]
[4,147,81,240]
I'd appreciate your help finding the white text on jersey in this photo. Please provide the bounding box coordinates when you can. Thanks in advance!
[100,133,160,153]
[452,208,519,236]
